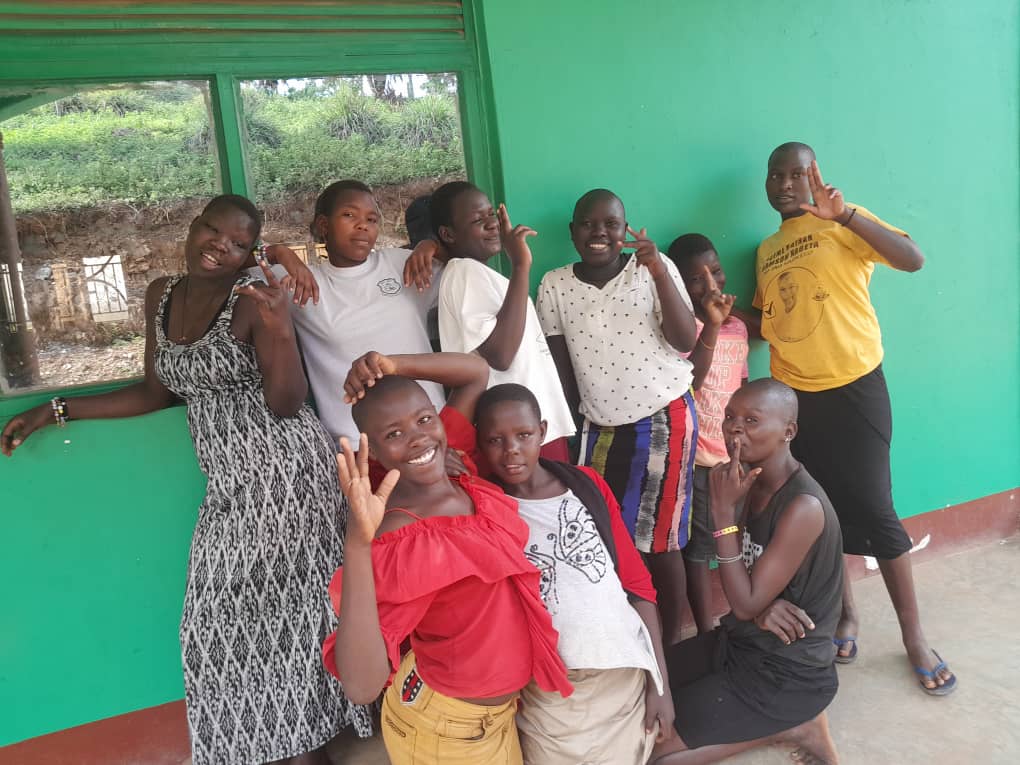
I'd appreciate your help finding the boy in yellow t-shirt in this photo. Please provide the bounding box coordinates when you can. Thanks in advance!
[751,142,956,697]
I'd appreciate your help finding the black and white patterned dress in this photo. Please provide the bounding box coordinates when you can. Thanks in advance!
[153,276,371,765]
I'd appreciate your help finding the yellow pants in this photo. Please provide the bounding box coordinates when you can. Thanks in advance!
[381,651,522,765]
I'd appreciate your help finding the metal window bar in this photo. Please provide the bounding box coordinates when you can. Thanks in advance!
[82,255,128,321]
[0,262,23,334]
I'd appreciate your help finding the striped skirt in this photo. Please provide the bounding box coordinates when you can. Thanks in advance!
[579,393,698,554]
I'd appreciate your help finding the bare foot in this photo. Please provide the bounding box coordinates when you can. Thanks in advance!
[904,636,955,693]
[782,714,839,765]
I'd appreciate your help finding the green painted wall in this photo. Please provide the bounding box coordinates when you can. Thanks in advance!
[1,0,1018,749]
[479,0,1020,516]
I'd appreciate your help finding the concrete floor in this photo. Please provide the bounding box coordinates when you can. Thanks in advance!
[328,537,1020,765]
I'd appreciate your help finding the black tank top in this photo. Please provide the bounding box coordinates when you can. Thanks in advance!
[721,466,844,668]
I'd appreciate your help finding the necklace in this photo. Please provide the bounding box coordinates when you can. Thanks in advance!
[172,276,229,344]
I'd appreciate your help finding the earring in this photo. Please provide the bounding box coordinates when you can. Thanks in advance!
[784,436,792,442]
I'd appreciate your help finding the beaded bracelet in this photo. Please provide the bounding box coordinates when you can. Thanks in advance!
[716,553,743,564]
[51,396,69,428]
[252,240,269,266]
[712,525,739,539]
[839,207,857,226]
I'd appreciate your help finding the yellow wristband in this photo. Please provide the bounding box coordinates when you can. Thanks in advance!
[712,525,739,539]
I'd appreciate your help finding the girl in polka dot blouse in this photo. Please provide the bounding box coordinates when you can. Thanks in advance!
[536,188,699,643]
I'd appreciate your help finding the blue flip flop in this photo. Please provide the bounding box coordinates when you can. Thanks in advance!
[915,650,957,696]
[832,636,858,664]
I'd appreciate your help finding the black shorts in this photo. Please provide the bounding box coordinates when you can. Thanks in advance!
[790,364,912,559]
[684,465,715,563]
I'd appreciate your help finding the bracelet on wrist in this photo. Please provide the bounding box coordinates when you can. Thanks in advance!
[716,553,743,564]
[698,336,716,351]
[51,396,69,428]
[839,207,857,226]
[712,525,739,539]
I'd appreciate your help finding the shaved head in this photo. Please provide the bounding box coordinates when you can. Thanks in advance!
[769,141,816,166]
[735,378,799,424]
[573,188,623,220]
[351,375,432,435]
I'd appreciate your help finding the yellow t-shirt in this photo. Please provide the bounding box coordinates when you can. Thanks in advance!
[753,205,908,391]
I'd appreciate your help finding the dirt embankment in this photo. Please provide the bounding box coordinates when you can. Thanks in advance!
[12,176,458,387]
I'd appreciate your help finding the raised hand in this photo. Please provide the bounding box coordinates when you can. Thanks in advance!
[497,203,536,271]
[754,598,815,646]
[709,439,762,520]
[0,404,52,457]
[343,351,397,403]
[267,244,320,307]
[620,225,666,278]
[402,239,441,292]
[699,264,736,326]
[235,261,293,337]
[337,435,400,547]
[800,160,848,221]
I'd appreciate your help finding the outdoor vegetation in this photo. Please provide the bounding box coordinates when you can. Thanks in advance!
[2,77,465,212]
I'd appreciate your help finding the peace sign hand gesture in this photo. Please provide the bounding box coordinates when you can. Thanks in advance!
[620,225,665,279]
[337,435,401,548]
[800,160,848,221]
[497,203,536,271]
[699,264,736,327]
[235,261,292,338]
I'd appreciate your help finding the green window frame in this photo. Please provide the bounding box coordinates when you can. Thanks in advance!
[0,1,502,406]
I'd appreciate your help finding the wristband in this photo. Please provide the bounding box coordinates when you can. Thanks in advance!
[839,207,857,226]
[712,525,739,539]
[252,240,269,266]
[51,396,69,428]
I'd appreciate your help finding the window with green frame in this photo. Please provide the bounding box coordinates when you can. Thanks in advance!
[0,0,501,398]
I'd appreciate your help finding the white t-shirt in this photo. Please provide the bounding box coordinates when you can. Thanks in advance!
[536,253,695,426]
[515,489,662,692]
[438,258,575,443]
[281,248,445,445]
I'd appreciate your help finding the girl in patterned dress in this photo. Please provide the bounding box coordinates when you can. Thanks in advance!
[1,195,369,764]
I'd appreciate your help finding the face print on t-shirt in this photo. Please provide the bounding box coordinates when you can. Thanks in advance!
[761,264,830,343]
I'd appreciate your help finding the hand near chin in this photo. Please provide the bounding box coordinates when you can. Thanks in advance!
[497,203,536,271]
[620,226,665,279]
[709,440,761,521]
[338,434,399,546]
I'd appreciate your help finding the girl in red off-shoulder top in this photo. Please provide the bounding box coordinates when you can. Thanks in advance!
[322,351,571,765]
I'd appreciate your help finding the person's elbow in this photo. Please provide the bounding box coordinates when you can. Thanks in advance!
[482,349,513,372]
[897,240,925,272]
[341,681,383,706]
[731,603,761,622]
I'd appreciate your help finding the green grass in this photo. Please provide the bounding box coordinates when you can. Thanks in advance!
[2,82,466,212]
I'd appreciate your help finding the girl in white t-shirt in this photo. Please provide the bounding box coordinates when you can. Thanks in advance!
[429,181,575,459]
[535,188,699,643]
[266,180,445,446]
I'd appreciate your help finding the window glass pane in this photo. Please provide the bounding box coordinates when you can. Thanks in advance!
[0,80,219,393]
[241,75,466,254]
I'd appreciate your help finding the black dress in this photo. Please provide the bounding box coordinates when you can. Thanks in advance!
[667,466,844,748]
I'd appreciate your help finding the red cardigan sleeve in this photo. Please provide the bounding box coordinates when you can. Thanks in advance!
[577,466,657,604]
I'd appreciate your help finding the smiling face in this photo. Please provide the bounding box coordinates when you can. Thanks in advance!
[441,188,501,262]
[357,381,448,486]
[315,189,382,267]
[476,399,546,489]
[569,192,627,268]
[765,146,815,219]
[184,205,259,279]
[721,383,797,465]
